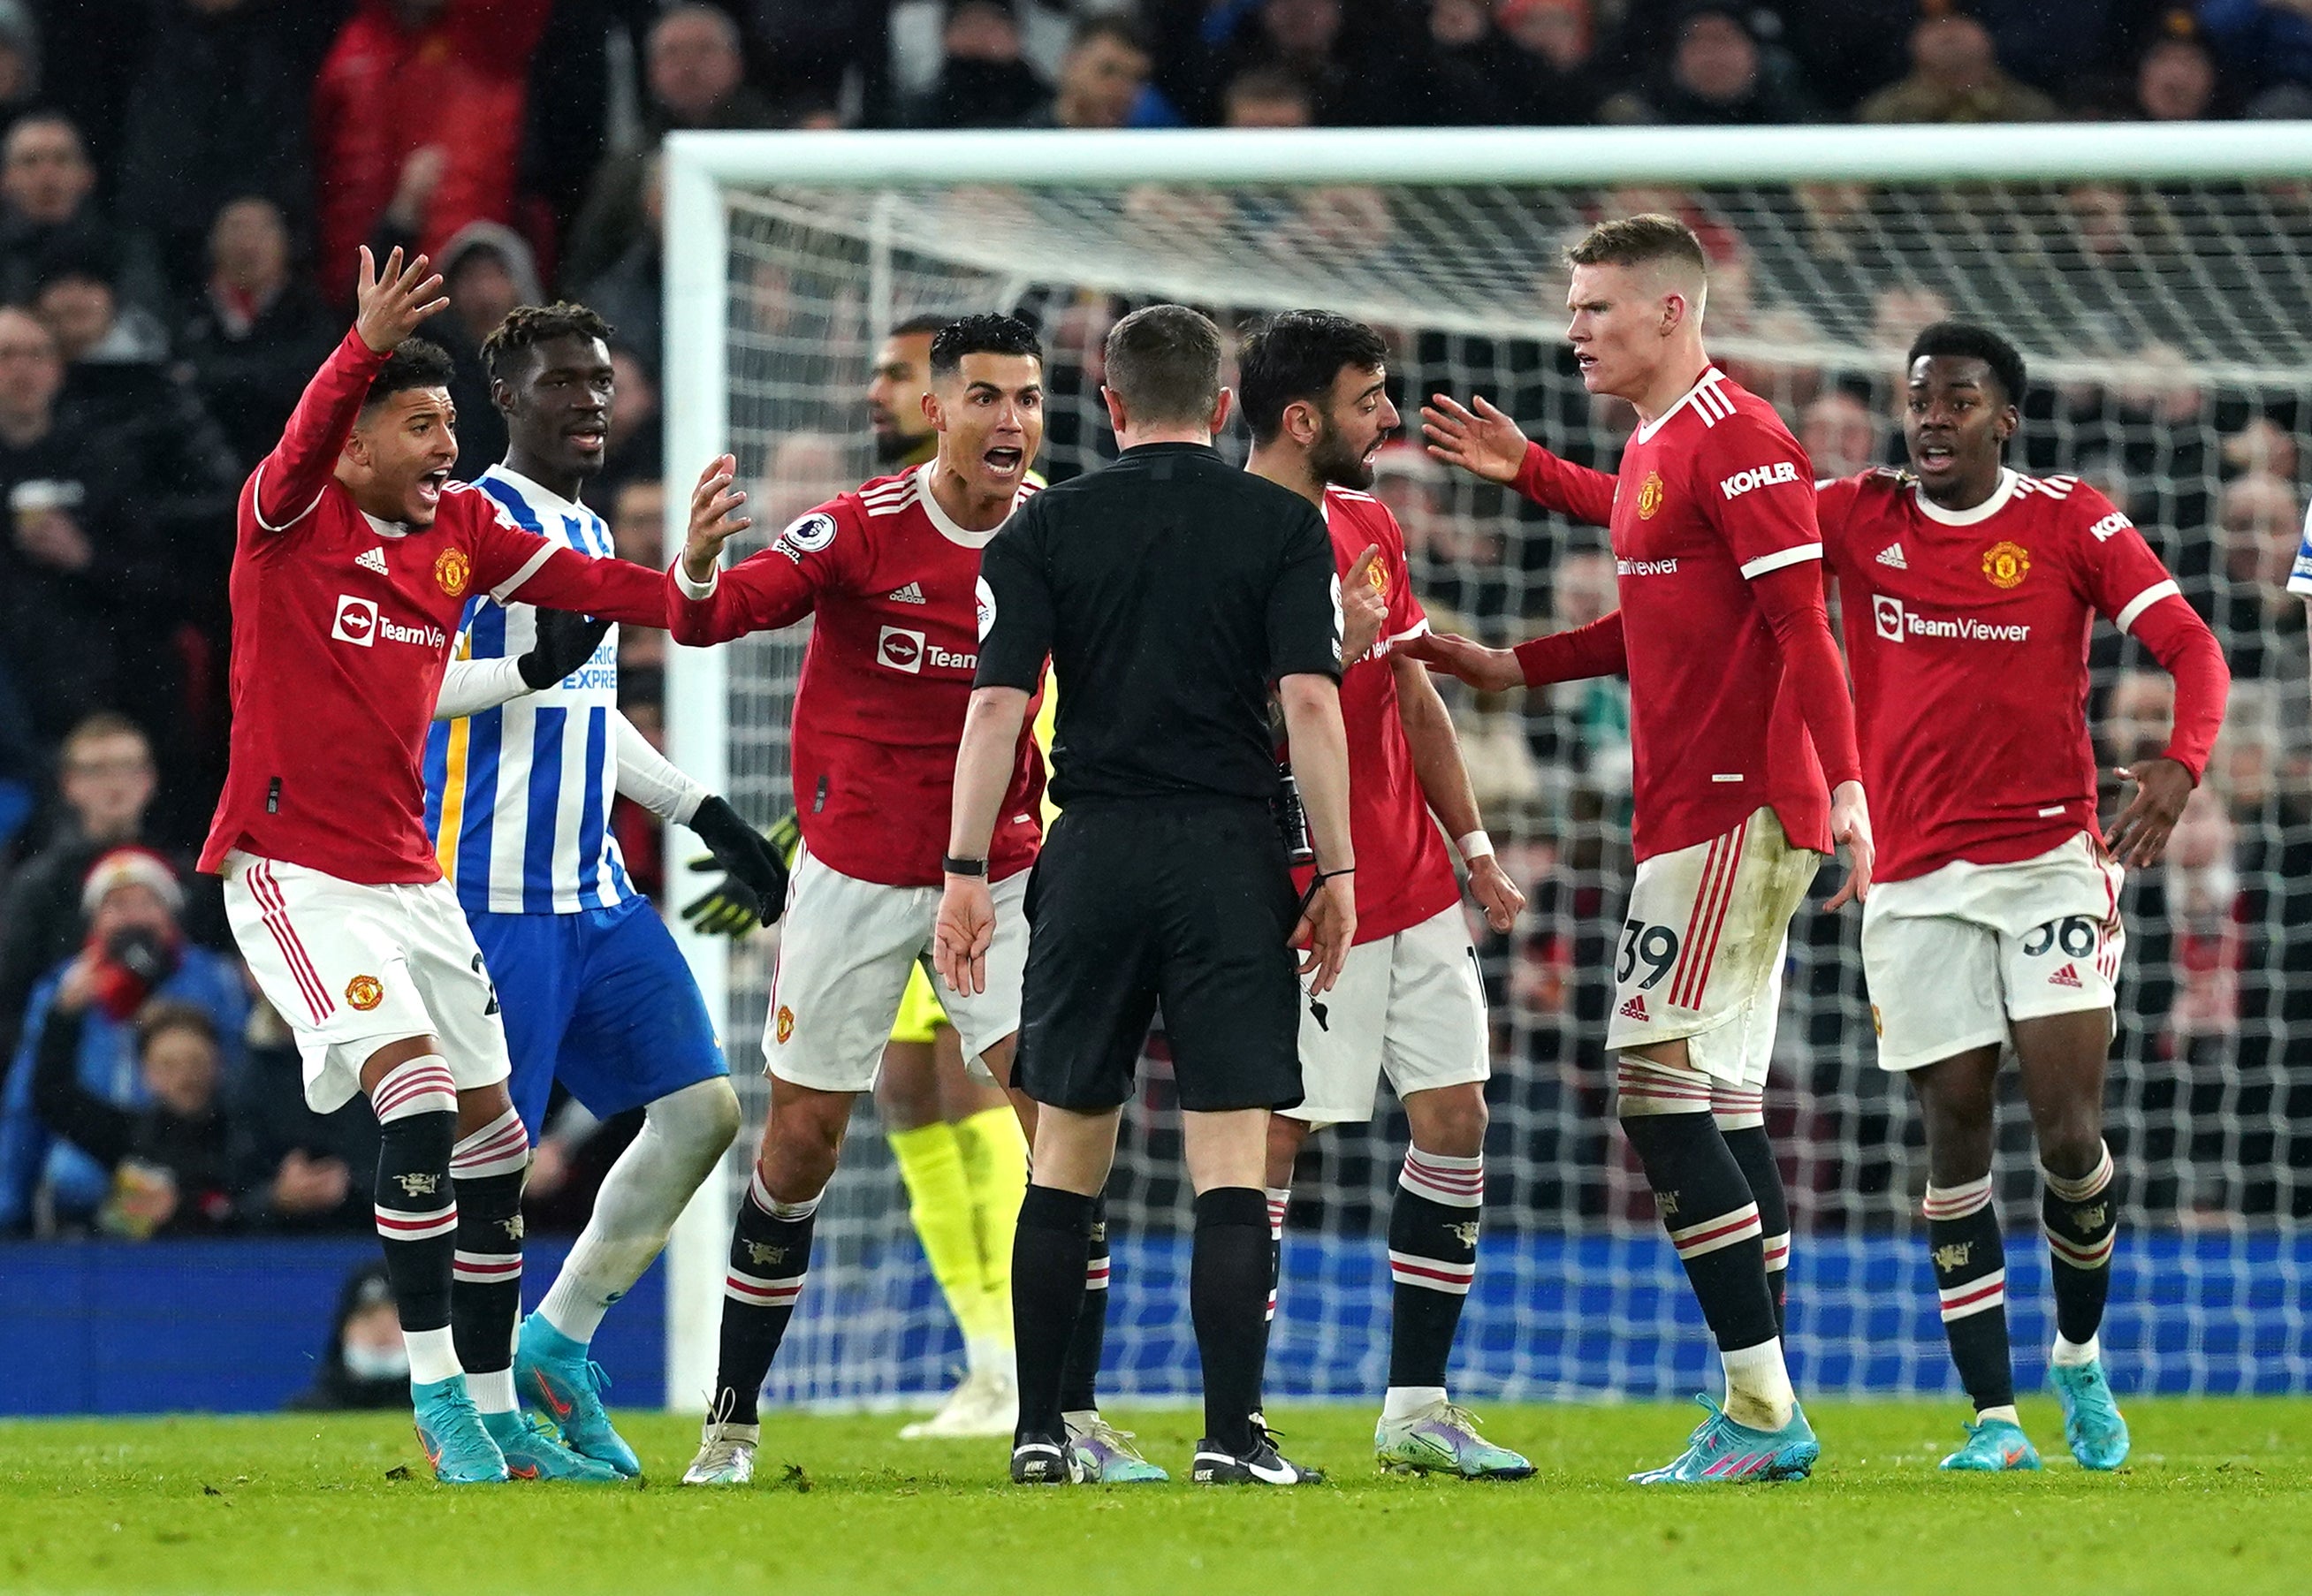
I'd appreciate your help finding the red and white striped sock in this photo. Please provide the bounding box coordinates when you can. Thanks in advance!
[712,1167,818,1426]
[1386,1149,1482,1395]
[2043,1143,2118,1360]
[1924,1173,2015,1413]
[449,1106,530,1415]
[1265,1186,1290,1323]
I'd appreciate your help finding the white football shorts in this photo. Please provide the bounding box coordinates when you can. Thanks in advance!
[1863,831,2125,1073]
[1605,806,1821,1089]
[221,850,512,1113]
[1283,904,1489,1128]
[764,842,1028,1093]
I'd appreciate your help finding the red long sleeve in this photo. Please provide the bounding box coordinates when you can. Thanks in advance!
[665,548,819,646]
[1748,559,1863,789]
[252,328,382,534]
[2128,596,2230,782]
[502,545,670,629]
[1512,441,1617,526]
[1515,611,1628,687]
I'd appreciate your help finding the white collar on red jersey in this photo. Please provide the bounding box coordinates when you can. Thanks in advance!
[1632,366,1730,445]
[361,510,410,540]
[1911,467,2020,527]
[914,460,1029,551]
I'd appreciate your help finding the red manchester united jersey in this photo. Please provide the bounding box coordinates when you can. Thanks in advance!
[1603,368,1841,860]
[1310,487,1461,945]
[1818,467,2197,883]
[666,464,1045,889]
[201,331,670,885]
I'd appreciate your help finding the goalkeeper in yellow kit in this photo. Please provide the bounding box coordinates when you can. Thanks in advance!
[684,316,1041,1440]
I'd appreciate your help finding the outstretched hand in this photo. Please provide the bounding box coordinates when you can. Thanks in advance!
[2107,757,2194,868]
[682,454,752,583]
[353,246,447,354]
[1402,629,1523,693]
[1421,393,1529,484]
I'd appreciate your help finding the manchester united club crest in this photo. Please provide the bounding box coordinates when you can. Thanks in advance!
[435,547,471,597]
[1637,469,1666,520]
[1981,540,2030,589]
[776,1005,795,1045]
[1365,558,1388,600]
[346,975,384,1011]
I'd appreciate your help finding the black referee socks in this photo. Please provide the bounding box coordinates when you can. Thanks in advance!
[1013,1185,1095,1443]
[1191,1187,1273,1455]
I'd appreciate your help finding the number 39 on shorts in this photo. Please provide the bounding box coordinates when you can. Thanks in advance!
[1618,918,1681,988]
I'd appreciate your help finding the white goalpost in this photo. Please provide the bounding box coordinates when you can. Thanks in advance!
[661,123,2312,1412]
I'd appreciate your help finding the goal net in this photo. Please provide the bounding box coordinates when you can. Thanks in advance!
[662,125,2312,1410]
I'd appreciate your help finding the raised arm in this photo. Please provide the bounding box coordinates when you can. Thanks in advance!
[667,455,829,645]
[253,247,445,536]
[1421,392,1618,525]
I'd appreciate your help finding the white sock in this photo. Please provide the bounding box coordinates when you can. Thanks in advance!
[967,1334,1013,1384]
[468,1366,518,1414]
[404,1326,461,1387]
[1381,1385,1448,1425]
[1719,1339,1796,1432]
[2051,1333,2101,1368]
[1976,1403,2021,1427]
[537,1079,738,1345]
[1063,1408,1100,1437]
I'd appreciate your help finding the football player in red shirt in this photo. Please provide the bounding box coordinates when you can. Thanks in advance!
[1415,216,1871,1484]
[1236,311,1532,1479]
[202,248,677,1484]
[661,315,1148,1484]
[1422,319,2225,1475]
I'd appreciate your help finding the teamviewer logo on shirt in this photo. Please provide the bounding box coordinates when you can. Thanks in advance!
[878,627,926,673]
[333,595,380,647]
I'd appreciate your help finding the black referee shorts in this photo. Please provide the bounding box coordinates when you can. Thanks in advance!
[1015,797,1304,1115]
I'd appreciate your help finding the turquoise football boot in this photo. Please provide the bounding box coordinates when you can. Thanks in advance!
[2050,1360,2130,1471]
[516,1316,643,1478]
[1629,1395,1819,1485]
[1375,1401,1536,1479]
[1066,1415,1170,1483]
[1939,1416,2042,1472]
[483,1408,625,1483]
[411,1374,508,1485]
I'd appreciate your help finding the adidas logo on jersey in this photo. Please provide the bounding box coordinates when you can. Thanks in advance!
[1875,543,1908,570]
[1618,993,1650,1022]
[2049,963,2084,989]
[357,546,390,574]
[887,581,927,604]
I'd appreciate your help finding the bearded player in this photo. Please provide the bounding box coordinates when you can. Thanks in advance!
[201,248,677,1484]
[1413,216,1872,1484]
[1236,311,1532,1479]
[688,311,1035,1440]
[423,301,789,1479]
[666,315,1154,1486]
[1423,320,2226,1472]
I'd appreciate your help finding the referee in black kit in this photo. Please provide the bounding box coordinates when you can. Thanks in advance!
[933,304,1356,1487]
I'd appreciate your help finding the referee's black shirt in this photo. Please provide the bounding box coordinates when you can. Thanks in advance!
[973,442,1341,802]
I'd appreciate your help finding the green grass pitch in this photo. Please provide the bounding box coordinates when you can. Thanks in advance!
[5,1398,2308,1595]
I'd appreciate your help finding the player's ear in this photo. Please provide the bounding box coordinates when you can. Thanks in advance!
[1099,384,1129,437]
[1210,387,1234,437]
[489,375,518,419]
[921,389,946,433]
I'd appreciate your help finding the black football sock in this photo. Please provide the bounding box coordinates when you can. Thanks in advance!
[1059,1194,1109,1419]
[1716,1098,1791,1336]
[1190,1187,1271,1455]
[711,1168,818,1426]
[371,1060,462,1387]
[2043,1143,2118,1352]
[1924,1174,2015,1414]
[1387,1148,1484,1393]
[1013,1184,1094,1445]
[448,1106,529,1410]
[1616,1101,1777,1354]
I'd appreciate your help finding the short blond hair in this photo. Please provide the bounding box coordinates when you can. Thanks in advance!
[1564,214,1707,277]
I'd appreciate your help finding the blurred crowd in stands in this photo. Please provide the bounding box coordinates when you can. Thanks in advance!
[2,0,2311,1239]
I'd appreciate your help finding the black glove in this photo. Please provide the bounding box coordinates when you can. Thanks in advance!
[517,608,614,689]
[681,796,790,934]
[681,809,802,938]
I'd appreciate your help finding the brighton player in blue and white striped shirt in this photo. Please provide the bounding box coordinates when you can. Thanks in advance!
[424,302,787,1479]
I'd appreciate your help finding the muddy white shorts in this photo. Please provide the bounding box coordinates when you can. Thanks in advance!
[221,851,511,1113]
[1863,832,2124,1073]
[1283,905,1489,1128]
[764,843,1029,1092]
[1606,807,1821,1089]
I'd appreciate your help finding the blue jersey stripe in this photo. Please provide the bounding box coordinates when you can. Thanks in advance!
[422,717,449,844]
[576,706,609,905]
[522,707,567,916]
[456,708,502,889]
[482,475,544,532]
